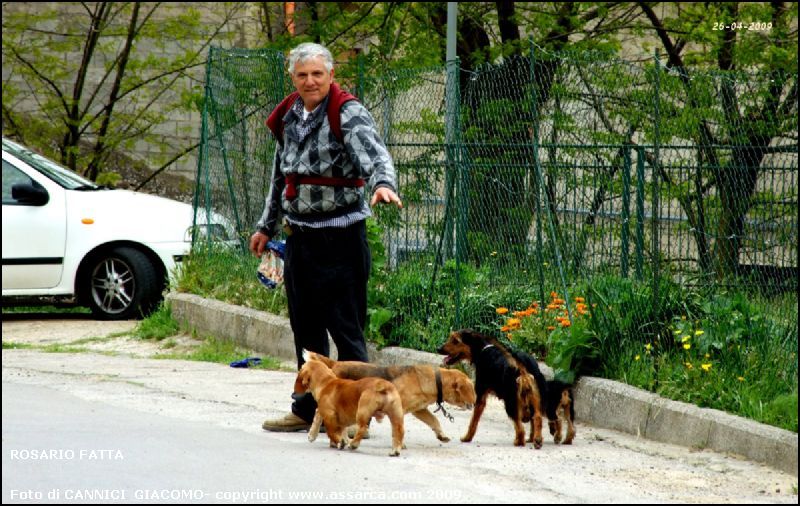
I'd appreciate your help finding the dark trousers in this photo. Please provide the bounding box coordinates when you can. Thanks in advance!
[285,220,371,422]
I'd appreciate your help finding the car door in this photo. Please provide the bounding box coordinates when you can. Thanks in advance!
[2,155,67,291]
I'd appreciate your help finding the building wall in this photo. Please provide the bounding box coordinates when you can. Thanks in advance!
[1,2,282,181]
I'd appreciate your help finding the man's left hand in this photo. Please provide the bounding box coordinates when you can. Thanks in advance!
[370,187,403,208]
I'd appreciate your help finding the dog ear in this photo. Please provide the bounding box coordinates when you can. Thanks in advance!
[460,328,479,346]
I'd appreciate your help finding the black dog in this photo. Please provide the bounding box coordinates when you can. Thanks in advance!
[439,329,547,448]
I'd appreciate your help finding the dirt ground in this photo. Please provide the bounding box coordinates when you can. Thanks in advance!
[2,315,798,503]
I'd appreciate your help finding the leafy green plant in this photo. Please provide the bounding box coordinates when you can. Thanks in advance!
[133,303,180,341]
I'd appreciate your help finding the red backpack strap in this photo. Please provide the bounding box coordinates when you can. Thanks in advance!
[266,91,300,143]
[326,82,358,143]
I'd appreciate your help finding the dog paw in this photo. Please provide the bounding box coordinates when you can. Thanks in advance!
[437,434,451,443]
[389,449,400,457]
[347,442,360,451]
[460,435,473,443]
[308,433,317,443]
[533,438,543,449]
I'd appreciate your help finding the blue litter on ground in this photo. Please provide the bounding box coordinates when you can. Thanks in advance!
[230,357,262,368]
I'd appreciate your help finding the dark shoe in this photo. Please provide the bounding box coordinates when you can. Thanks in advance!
[262,412,311,432]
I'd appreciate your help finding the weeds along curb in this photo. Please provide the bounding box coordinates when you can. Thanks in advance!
[166,292,798,477]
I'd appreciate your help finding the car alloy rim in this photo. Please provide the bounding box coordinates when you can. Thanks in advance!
[91,257,135,314]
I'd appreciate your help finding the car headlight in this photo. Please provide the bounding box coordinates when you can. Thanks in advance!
[186,223,230,242]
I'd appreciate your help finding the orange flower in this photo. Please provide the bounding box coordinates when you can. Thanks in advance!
[550,291,558,299]
[553,298,566,305]
[500,326,510,332]
[496,307,509,315]
[547,326,556,331]
[560,319,571,327]
[506,318,522,329]
[575,297,585,303]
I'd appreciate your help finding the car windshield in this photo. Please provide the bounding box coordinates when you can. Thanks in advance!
[2,138,99,190]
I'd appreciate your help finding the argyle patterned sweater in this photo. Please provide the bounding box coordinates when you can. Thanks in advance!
[256,95,398,237]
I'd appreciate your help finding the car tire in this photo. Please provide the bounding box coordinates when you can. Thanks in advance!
[86,247,161,320]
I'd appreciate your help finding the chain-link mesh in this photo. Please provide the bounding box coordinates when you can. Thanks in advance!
[193,46,797,362]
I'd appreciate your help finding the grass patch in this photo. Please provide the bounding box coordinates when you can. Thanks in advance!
[3,341,36,349]
[176,244,288,316]
[133,303,180,340]
[153,335,286,370]
[1,305,91,315]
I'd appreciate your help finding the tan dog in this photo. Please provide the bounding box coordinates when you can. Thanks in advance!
[293,355,404,456]
[304,351,476,442]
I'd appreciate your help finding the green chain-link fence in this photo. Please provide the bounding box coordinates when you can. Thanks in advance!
[194,45,797,363]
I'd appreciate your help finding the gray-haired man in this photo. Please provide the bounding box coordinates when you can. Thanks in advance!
[250,42,402,432]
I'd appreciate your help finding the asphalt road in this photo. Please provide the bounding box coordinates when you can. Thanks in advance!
[1,315,797,504]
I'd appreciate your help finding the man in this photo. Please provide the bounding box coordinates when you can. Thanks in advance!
[250,42,402,432]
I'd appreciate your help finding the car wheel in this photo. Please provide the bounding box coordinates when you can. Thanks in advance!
[86,247,161,320]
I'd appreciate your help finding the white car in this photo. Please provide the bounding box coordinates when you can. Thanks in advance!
[2,137,230,319]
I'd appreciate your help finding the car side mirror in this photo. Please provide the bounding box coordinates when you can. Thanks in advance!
[11,182,49,206]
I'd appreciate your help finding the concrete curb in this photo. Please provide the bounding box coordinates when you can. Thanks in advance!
[167,292,798,476]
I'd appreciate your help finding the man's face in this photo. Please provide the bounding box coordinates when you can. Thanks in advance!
[291,56,334,111]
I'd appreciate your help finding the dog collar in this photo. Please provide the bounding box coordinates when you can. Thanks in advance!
[435,369,444,405]
[481,344,495,352]
[433,369,454,423]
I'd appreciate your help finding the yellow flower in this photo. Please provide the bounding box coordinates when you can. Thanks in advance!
[645,343,652,351]
[681,335,691,343]
[695,330,704,336]
[704,353,710,359]
[737,376,745,382]
[681,315,686,320]
[684,362,693,369]
[634,355,641,361]
[496,307,509,315]
[490,251,498,256]
[673,329,682,335]
[683,343,691,350]
[701,363,712,372]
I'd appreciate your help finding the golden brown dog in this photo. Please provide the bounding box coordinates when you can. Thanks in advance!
[294,357,405,456]
[304,351,476,442]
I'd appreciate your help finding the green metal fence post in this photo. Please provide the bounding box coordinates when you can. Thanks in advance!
[356,52,365,101]
[529,38,572,321]
[652,51,661,316]
[635,147,645,280]
[529,38,546,307]
[445,56,463,327]
[193,47,214,248]
[621,145,632,278]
